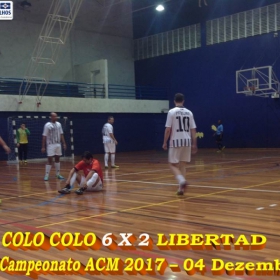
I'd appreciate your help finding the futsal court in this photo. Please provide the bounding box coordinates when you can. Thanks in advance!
[0,148,279,279]
[1,0,280,279]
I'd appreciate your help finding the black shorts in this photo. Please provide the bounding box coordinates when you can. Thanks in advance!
[216,134,223,141]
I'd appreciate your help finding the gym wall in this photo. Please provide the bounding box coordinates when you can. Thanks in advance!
[133,0,280,148]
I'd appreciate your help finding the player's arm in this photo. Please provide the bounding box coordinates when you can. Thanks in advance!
[81,170,96,189]
[25,128,30,135]
[85,170,96,181]
[41,136,47,153]
[42,124,48,153]
[190,115,198,154]
[163,111,172,150]
[163,127,171,150]
[191,128,198,154]
[0,136,11,154]
[109,133,118,145]
[61,134,67,150]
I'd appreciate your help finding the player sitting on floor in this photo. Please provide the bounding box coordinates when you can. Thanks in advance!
[58,151,103,195]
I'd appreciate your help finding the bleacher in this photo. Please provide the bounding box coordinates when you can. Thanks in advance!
[0,77,168,100]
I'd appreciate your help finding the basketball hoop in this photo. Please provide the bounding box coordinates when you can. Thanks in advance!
[244,86,257,93]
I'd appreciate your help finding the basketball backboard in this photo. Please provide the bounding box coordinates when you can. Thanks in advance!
[236,66,280,98]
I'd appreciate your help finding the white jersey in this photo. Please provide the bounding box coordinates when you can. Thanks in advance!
[42,122,63,145]
[102,123,114,144]
[165,106,196,148]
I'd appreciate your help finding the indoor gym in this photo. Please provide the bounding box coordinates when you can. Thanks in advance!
[0,0,280,280]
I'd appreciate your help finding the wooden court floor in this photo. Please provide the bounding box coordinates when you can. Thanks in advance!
[1,148,280,280]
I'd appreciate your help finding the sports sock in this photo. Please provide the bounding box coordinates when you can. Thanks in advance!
[104,153,109,166]
[176,175,185,185]
[111,154,115,166]
[55,162,60,176]
[45,165,52,177]
[70,173,77,187]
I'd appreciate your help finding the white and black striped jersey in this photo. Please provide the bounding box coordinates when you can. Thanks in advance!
[102,123,114,144]
[165,106,196,148]
[42,122,64,145]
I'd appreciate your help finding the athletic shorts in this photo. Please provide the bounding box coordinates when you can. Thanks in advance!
[104,143,116,153]
[216,134,223,141]
[80,174,103,192]
[168,146,191,164]
[47,143,62,157]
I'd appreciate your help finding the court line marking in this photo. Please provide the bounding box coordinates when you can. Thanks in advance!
[112,156,280,177]
[1,190,59,201]
[2,160,279,202]
[105,179,280,193]
[37,179,280,228]
[124,160,280,182]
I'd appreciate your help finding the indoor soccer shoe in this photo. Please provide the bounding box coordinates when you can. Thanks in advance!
[44,175,49,181]
[57,175,64,180]
[176,190,184,196]
[75,188,84,195]
[58,188,71,194]
[111,165,119,168]
[177,181,188,195]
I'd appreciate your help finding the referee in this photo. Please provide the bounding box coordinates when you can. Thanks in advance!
[215,120,225,152]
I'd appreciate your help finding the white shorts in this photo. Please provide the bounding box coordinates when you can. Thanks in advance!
[47,143,62,157]
[80,173,103,192]
[168,146,191,164]
[104,143,116,153]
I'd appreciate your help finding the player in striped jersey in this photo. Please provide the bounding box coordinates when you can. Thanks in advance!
[41,113,67,181]
[102,116,119,168]
[163,93,197,195]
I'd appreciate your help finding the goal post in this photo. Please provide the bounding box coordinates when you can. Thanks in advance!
[7,115,74,164]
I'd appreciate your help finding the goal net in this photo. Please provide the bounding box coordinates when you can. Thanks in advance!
[7,116,74,163]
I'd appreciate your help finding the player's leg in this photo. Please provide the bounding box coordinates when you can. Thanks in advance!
[54,144,64,179]
[178,147,191,194]
[58,173,82,194]
[75,173,102,195]
[104,143,109,168]
[169,147,187,195]
[23,144,28,164]
[220,135,225,150]
[44,155,53,181]
[18,144,23,164]
[216,135,221,151]
[110,143,119,168]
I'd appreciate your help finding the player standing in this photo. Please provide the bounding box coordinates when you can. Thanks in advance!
[0,136,11,154]
[162,93,197,195]
[16,123,30,165]
[58,151,103,195]
[102,116,119,168]
[41,113,67,181]
[215,120,225,152]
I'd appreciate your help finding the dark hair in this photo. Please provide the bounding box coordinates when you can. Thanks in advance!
[82,151,93,160]
[108,116,114,120]
[174,93,184,103]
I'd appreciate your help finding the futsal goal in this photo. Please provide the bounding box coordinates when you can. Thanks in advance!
[7,116,74,164]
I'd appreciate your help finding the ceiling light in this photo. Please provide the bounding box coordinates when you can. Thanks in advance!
[156,4,164,12]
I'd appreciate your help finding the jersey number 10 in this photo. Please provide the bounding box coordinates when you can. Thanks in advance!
[176,116,190,132]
